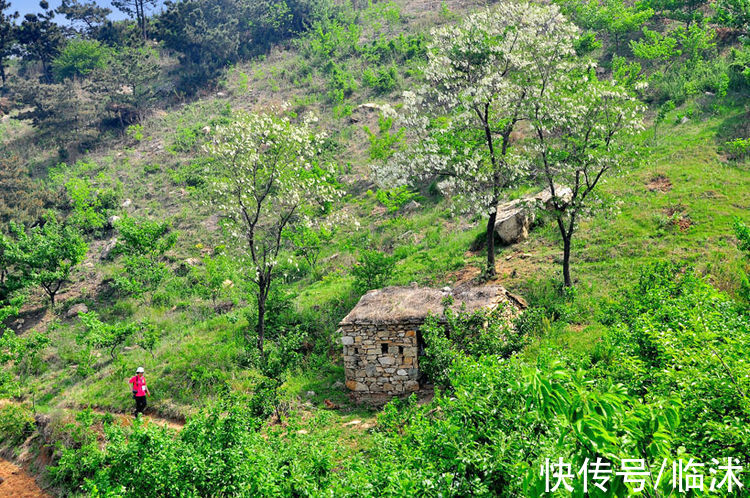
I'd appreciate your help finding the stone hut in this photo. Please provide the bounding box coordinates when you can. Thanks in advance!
[339,285,525,403]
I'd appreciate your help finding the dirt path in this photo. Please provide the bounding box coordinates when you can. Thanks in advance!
[93,409,185,432]
[0,459,48,498]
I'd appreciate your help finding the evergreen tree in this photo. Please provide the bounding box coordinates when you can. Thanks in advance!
[112,0,156,41]
[16,1,63,83]
[0,0,18,86]
[57,0,112,37]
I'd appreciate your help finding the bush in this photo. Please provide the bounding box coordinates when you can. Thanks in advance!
[600,262,750,463]
[0,403,34,446]
[420,304,526,388]
[351,249,396,294]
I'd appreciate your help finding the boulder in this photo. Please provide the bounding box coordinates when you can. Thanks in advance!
[100,238,118,260]
[122,198,132,208]
[402,200,421,213]
[107,215,121,227]
[66,303,89,318]
[494,186,573,245]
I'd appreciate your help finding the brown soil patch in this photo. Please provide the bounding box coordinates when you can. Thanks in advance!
[646,174,672,193]
[0,459,49,498]
[662,206,693,232]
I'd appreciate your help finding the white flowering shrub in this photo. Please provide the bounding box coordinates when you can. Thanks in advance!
[205,110,341,353]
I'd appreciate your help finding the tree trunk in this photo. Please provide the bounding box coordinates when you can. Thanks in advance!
[256,287,267,356]
[562,235,572,288]
[486,211,497,278]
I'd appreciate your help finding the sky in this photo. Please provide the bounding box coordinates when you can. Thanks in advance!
[8,0,166,21]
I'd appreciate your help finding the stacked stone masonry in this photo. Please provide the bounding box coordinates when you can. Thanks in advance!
[341,319,423,397]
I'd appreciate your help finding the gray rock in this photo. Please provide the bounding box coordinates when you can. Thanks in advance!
[101,238,118,260]
[681,116,689,124]
[494,185,573,245]
[122,199,132,208]
[341,336,354,346]
[66,303,88,318]
[378,356,395,366]
[305,390,316,398]
[332,381,344,390]
[402,200,421,213]
[107,215,121,227]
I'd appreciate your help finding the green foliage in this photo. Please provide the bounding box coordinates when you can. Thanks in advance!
[0,404,34,446]
[362,65,397,93]
[364,115,404,161]
[421,304,526,388]
[373,186,420,213]
[53,38,108,81]
[21,214,88,307]
[77,311,141,360]
[65,177,106,232]
[725,137,750,160]
[601,262,750,462]
[557,0,654,52]
[127,124,144,142]
[115,216,177,260]
[286,224,335,276]
[351,249,396,294]
[734,218,750,303]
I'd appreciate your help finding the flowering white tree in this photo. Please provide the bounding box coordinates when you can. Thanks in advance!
[205,111,339,354]
[377,3,579,277]
[529,70,645,287]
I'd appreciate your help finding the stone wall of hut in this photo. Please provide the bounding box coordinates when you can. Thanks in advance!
[340,319,422,399]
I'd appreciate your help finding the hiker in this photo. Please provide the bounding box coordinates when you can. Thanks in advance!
[128,366,150,418]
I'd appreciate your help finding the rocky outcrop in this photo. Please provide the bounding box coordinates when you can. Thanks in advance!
[66,303,88,318]
[494,186,573,245]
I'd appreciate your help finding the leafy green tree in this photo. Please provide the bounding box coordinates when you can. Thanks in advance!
[53,38,108,81]
[20,214,88,307]
[16,1,64,83]
[0,0,18,86]
[205,110,340,355]
[377,3,579,277]
[192,252,235,307]
[156,0,244,87]
[57,0,112,37]
[529,69,643,287]
[65,177,106,232]
[557,0,654,53]
[78,311,139,360]
[0,224,34,303]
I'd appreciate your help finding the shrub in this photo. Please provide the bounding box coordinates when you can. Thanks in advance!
[0,403,34,446]
[725,137,750,160]
[420,304,526,388]
[373,185,420,213]
[351,249,396,294]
